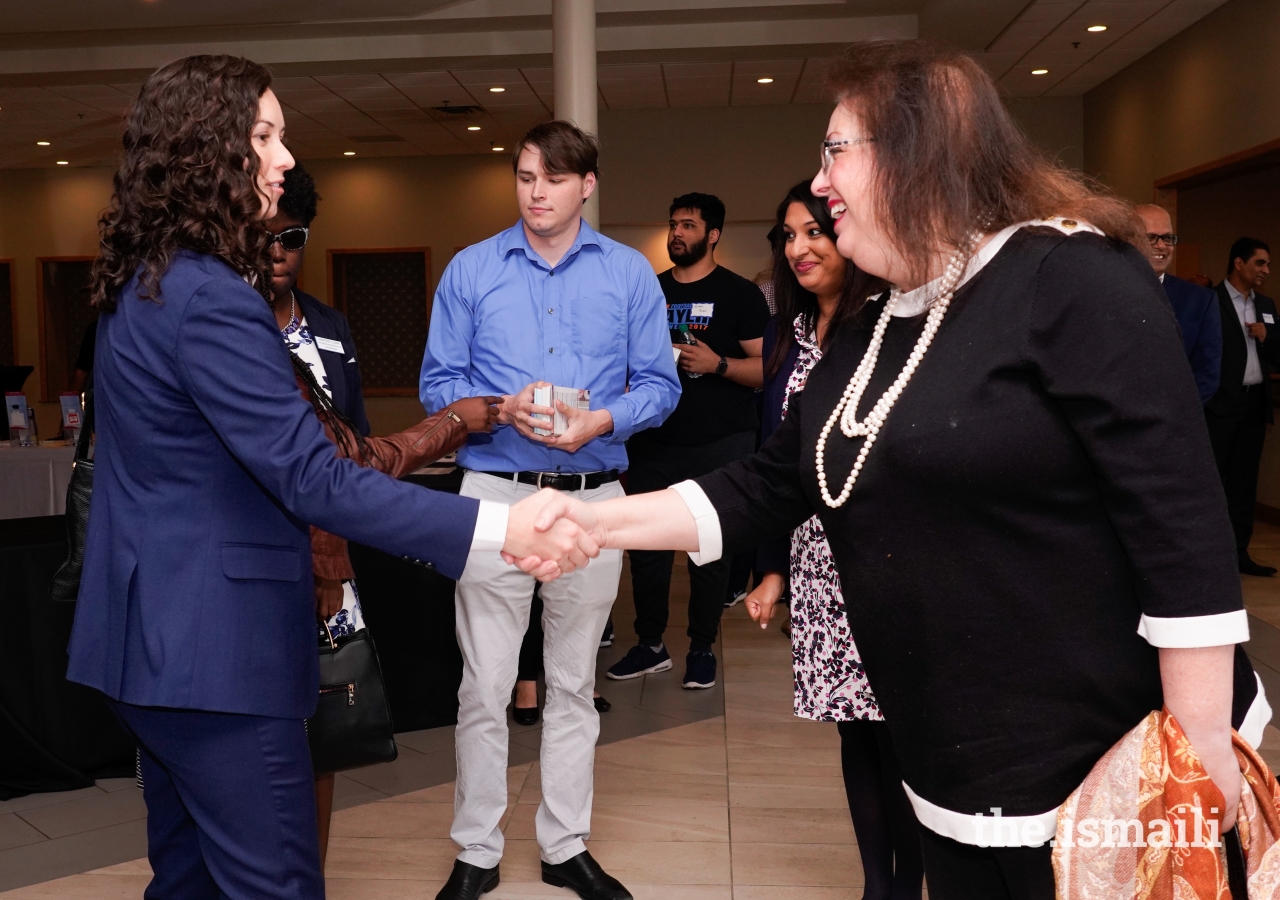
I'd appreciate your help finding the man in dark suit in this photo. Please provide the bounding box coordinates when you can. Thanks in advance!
[1137,205,1221,403]
[1205,237,1278,575]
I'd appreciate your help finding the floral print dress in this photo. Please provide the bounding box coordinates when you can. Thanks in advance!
[283,314,365,638]
[782,315,881,722]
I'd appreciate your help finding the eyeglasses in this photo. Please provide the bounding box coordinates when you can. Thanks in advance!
[821,137,876,173]
[1146,232,1178,247]
[267,226,310,252]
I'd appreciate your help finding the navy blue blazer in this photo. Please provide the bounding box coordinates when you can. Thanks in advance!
[756,316,801,576]
[67,252,479,719]
[1161,274,1222,404]
[294,290,370,435]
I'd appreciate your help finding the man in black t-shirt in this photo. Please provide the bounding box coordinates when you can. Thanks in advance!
[608,192,769,690]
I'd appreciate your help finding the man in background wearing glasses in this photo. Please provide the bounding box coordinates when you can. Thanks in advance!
[1136,204,1221,405]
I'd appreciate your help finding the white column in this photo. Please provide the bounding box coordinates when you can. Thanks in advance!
[553,0,599,229]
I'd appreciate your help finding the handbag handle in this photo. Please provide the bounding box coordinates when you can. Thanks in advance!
[319,619,337,650]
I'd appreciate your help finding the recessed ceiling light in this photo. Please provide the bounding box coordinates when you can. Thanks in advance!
[343,151,355,156]
[492,146,505,152]
[1087,24,1107,32]
[1031,68,1049,75]
[467,126,481,131]
[489,87,505,93]
[757,77,774,84]
[56,160,68,165]
[36,140,50,146]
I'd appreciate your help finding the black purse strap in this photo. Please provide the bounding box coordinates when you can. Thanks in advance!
[75,373,94,463]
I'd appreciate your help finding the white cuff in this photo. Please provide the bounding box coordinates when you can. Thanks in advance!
[469,500,510,553]
[1239,672,1272,750]
[902,782,1057,847]
[670,480,722,566]
[1136,610,1249,648]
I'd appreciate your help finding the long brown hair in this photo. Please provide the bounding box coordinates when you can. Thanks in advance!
[766,180,885,379]
[826,41,1142,288]
[91,55,275,311]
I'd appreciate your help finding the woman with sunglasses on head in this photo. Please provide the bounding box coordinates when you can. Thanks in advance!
[264,162,500,870]
[523,39,1268,897]
[745,180,921,900]
[68,55,591,900]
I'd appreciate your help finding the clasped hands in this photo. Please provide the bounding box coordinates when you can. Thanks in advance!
[500,488,603,582]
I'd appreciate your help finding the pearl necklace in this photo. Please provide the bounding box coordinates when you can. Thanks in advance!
[815,236,979,508]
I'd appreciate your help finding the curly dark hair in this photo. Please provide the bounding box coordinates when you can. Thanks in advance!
[766,180,885,379]
[91,55,275,312]
[277,161,320,226]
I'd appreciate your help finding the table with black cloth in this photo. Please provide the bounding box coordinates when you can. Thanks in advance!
[0,467,469,800]
[350,466,467,732]
[0,515,134,801]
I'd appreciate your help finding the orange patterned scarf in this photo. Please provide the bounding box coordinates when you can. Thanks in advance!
[1053,708,1280,898]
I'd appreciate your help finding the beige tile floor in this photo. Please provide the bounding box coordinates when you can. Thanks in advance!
[0,565,865,899]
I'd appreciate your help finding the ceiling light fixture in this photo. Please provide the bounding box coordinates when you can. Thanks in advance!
[467,125,481,131]
[56,160,68,165]
[492,146,505,151]
[757,77,774,84]
[343,151,355,156]
[1031,68,1049,75]
[1087,24,1107,32]
[489,87,505,93]
[36,140,50,146]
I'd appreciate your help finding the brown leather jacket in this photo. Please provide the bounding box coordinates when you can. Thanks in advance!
[300,374,468,582]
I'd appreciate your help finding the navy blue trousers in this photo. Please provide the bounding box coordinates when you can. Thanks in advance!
[109,700,324,900]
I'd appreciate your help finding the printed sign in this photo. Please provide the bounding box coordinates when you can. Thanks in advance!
[5,393,28,430]
[60,393,83,430]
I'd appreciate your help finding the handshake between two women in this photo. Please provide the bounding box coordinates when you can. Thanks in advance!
[498,487,699,581]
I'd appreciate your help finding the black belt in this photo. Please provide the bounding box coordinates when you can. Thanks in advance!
[1242,383,1267,393]
[475,469,620,491]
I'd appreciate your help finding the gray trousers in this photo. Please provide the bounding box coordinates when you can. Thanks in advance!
[451,472,624,867]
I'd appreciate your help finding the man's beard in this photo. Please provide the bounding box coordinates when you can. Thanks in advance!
[668,234,709,267]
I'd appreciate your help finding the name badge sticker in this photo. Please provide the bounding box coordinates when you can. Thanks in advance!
[316,336,345,354]
[691,303,715,318]
[1264,314,1275,325]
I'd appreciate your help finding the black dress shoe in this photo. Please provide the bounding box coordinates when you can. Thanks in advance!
[541,850,632,900]
[593,694,611,713]
[435,860,499,900]
[1240,556,1278,577]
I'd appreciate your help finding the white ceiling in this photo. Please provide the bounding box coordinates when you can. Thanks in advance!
[0,0,1231,168]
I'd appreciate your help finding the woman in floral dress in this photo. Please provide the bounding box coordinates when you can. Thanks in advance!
[746,181,922,900]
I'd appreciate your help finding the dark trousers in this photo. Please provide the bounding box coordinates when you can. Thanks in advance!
[838,720,923,900]
[1206,387,1270,557]
[918,828,1054,900]
[109,699,324,900]
[627,430,757,648]
[518,586,544,682]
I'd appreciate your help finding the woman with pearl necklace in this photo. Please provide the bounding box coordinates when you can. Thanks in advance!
[518,39,1265,899]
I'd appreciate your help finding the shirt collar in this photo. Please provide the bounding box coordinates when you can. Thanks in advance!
[500,217,601,269]
[1225,279,1253,304]
[1158,273,1165,283]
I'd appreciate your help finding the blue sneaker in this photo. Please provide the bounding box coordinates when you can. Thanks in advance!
[606,643,672,680]
[682,650,716,689]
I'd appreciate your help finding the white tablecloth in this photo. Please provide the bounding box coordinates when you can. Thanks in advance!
[0,444,77,520]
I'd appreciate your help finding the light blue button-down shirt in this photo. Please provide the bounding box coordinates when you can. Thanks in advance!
[420,219,680,473]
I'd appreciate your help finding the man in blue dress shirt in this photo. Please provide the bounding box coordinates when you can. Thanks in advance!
[420,121,680,900]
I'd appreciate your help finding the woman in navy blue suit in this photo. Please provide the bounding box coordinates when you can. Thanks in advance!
[69,55,590,900]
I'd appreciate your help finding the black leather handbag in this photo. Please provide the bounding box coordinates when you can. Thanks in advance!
[307,622,398,774]
[50,385,94,603]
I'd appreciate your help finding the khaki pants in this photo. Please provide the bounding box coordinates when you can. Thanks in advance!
[451,471,624,867]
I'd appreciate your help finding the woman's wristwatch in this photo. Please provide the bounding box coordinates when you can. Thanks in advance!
[715,355,729,377]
